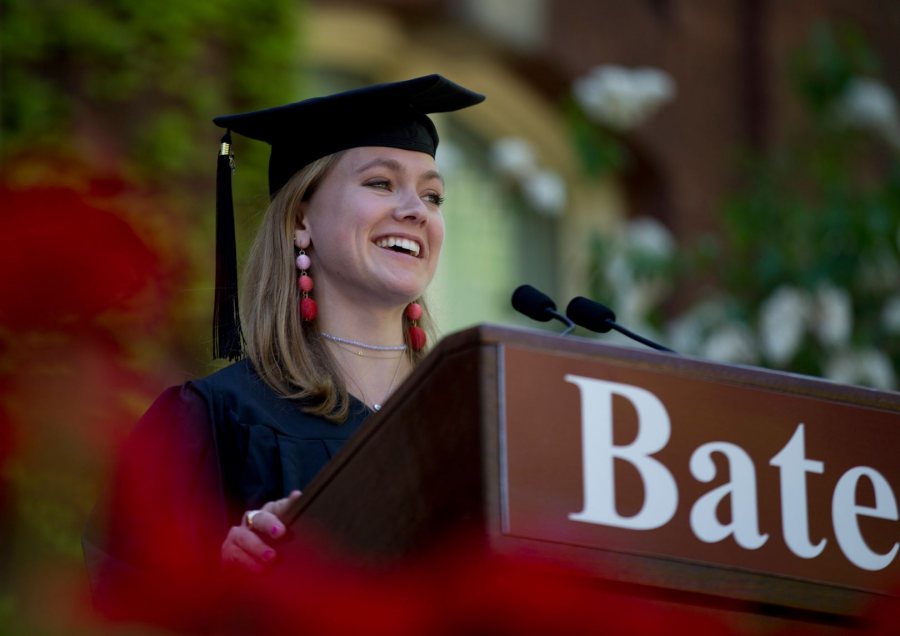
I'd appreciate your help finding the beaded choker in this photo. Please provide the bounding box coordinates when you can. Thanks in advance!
[321,332,408,352]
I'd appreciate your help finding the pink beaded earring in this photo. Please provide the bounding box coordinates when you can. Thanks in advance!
[406,302,426,351]
[296,248,317,321]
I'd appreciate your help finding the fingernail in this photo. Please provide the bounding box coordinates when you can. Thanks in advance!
[263,549,275,561]
[271,525,282,537]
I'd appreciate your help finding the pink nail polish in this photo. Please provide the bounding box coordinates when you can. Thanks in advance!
[271,525,281,537]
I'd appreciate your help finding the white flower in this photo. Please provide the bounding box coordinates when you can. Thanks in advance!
[573,65,676,131]
[811,283,853,348]
[667,315,705,354]
[666,300,729,354]
[882,295,900,333]
[758,286,810,365]
[835,78,899,132]
[617,278,668,325]
[521,169,567,216]
[605,248,634,293]
[490,137,537,179]
[490,138,567,216]
[594,217,675,325]
[825,348,897,391]
[701,323,759,365]
[624,217,675,259]
[835,77,900,151]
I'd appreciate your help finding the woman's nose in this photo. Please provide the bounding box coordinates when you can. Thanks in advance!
[392,190,428,223]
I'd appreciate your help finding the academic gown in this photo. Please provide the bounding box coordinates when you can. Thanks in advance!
[82,358,369,626]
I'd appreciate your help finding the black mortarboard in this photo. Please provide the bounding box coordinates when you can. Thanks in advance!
[210,74,485,360]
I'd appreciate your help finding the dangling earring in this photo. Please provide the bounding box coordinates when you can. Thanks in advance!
[406,302,426,351]
[296,249,317,321]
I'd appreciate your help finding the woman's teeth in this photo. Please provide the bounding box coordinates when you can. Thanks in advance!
[375,237,421,257]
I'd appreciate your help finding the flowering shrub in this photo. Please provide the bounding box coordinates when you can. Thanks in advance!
[573,65,676,132]
[567,65,676,178]
[587,216,677,339]
[489,136,568,216]
[585,24,900,391]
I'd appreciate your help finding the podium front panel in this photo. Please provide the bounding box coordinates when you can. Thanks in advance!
[497,341,900,615]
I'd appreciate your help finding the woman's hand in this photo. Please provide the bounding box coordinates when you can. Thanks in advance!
[221,490,302,572]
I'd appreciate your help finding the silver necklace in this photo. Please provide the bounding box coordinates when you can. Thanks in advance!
[333,350,405,412]
[321,332,407,352]
[371,354,404,411]
[328,340,405,359]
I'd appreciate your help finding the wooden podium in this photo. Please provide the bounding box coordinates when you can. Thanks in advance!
[284,325,899,629]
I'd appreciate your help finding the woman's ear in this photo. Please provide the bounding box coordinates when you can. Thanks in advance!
[294,203,311,250]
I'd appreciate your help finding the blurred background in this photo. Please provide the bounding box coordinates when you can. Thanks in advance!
[2,0,899,633]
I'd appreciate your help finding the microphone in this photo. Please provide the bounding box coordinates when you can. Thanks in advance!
[511,285,575,335]
[566,296,676,353]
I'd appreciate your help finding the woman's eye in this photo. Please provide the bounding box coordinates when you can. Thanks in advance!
[366,179,391,190]
[423,192,446,206]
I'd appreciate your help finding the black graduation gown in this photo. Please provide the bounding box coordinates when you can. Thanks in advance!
[82,359,369,626]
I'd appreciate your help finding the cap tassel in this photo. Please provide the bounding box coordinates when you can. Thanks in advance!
[213,131,243,360]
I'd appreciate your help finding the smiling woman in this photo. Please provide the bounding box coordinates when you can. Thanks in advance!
[82,75,484,628]
[297,147,446,311]
[241,145,447,421]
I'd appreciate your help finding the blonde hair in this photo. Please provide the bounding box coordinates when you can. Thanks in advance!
[241,152,434,422]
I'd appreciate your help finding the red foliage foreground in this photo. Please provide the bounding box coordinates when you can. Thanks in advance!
[84,432,900,636]
[87,536,740,636]
[0,181,167,333]
[82,528,900,636]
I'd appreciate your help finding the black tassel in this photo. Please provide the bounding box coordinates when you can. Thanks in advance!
[213,131,243,360]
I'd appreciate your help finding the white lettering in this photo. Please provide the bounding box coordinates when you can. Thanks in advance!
[832,467,899,571]
[769,424,826,558]
[561,375,897,574]
[690,442,768,549]
[566,374,677,530]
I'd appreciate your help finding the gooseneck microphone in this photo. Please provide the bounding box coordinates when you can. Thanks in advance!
[566,296,676,353]
[511,285,575,335]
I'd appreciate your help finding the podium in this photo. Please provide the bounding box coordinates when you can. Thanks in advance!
[284,325,899,629]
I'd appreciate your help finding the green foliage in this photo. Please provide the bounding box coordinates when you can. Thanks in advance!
[790,21,879,117]
[684,22,900,384]
[1,0,304,185]
[563,96,626,178]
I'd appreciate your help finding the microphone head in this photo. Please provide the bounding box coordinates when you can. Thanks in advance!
[511,284,557,322]
[566,296,616,333]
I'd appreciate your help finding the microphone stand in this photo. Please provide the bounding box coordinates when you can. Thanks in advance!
[604,321,675,353]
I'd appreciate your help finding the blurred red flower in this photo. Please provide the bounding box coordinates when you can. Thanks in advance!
[0,182,165,332]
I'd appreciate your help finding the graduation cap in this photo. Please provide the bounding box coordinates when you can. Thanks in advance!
[210,74,485,360]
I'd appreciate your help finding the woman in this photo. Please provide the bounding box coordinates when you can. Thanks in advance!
[83,75,485,619]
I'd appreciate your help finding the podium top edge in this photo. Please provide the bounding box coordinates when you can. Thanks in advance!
[434,323,900,412]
